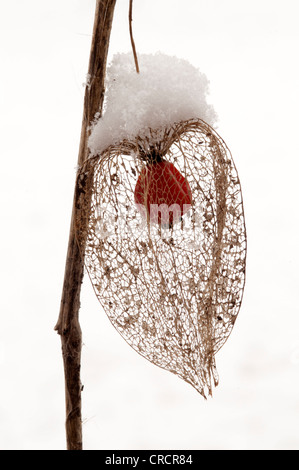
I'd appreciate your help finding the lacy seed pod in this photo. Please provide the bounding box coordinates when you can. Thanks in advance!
[75,118,247,398]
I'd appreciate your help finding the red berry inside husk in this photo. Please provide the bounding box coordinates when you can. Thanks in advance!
[134,160,192,227]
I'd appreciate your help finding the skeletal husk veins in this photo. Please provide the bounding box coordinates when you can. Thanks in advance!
[75,118,246,398]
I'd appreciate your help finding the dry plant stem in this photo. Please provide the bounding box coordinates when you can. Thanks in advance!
[129,0,139,73]
[54,0,117,450]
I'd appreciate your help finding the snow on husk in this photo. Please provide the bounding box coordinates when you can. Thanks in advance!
[88,52,217,155]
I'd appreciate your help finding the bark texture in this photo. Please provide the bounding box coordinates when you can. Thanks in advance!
[55,0,117,450]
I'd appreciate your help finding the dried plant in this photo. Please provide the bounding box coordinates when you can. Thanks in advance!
[75,118,247,398]
[55,0,117,449]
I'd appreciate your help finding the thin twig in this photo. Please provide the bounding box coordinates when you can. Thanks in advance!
[129,0,140,73]
[54,0,117,450]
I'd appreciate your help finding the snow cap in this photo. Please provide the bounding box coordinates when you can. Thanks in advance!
[88,52,217,155]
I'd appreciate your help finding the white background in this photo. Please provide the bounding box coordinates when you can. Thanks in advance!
[1,0,299,450]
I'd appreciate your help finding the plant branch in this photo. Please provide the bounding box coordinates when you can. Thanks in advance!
[54,0,117,450]
[129,0,139,73]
